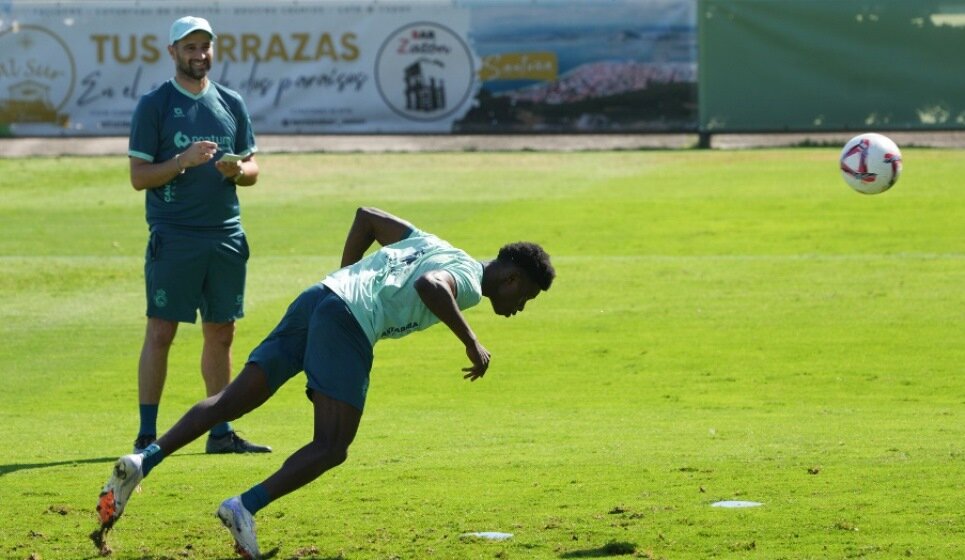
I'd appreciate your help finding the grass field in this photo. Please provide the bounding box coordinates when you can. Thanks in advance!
[0,148,962,559]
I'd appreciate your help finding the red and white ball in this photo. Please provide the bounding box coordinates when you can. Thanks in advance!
[839,133,903,194]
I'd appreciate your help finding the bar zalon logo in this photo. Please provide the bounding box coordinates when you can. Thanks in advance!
[375,22,474,122]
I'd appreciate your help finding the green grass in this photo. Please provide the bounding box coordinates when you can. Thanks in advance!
[0,149,962,559]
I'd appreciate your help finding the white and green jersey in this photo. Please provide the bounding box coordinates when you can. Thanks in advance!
[129,79,257,233]
[322,229,484,345]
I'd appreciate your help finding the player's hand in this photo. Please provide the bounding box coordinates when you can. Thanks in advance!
[462,340,491,381]
[182,141,219,168]
[214,158,243,179]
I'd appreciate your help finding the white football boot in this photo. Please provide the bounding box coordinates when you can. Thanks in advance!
[217,496,261,559]
[96,454,144,528]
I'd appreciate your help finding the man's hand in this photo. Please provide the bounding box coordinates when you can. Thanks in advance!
[413,270,489,381]
[462,340,491,381]
[181,140,219,168]
[214,158,243,178]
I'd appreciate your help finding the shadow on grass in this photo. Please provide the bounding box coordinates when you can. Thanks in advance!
[206,549,281,560]
[0,451,225,477]
[560,541,638,558]
[0,456,117,476]
[123,550,280,560]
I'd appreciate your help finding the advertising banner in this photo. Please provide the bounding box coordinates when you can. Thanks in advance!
[0,0,697,136]
[455,0,697,132]
[699,0,965,132]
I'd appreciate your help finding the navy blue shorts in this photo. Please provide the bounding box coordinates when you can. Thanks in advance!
[247,284,373,411]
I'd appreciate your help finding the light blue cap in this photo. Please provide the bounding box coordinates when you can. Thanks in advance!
[169,16,215,45]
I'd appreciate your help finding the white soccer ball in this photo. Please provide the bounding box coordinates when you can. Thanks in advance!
[839,133,903,194]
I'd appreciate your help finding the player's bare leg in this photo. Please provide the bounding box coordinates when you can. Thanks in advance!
[217,392,362,558]
[262,391,362,499]
[94,364,271,553]
[157,363,272,455]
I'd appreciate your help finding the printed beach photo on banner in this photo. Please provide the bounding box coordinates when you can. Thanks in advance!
[455,0,698,132]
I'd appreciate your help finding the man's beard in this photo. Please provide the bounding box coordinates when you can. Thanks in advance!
[178,59,210,81]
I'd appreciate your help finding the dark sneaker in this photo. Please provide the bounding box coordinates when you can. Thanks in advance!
[133,434,156,454]
[206,431,271,454]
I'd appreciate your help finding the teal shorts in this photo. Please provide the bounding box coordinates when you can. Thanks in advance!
[247,284,374,411]
[144,229,249,323]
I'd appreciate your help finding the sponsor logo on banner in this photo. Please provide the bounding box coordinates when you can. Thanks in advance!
[479,52,558,81]
[0,25,75,130]
[1,1,698,135]
[375,22,474,122]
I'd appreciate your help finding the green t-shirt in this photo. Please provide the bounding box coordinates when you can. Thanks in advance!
[129,79,257,232]
[322,229,484,345]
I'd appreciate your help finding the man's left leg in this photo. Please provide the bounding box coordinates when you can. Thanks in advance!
[201,321,271,454]
[201,232,267,454]
[218,391,363,558]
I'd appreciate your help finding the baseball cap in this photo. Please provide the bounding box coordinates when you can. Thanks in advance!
[169,16,216,45]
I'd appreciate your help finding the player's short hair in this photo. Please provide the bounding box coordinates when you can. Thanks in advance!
[497,242,555,291]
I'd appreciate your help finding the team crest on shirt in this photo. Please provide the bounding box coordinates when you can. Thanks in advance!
[173,107,185,118]
[174,130,191,148]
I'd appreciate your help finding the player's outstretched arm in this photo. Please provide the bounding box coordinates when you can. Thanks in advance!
[415,270,491,380]
[340,207,416,267]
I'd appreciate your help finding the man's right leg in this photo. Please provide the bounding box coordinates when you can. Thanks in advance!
[152,363,273,460]
[135,318,179,452]
[99,364,272,530]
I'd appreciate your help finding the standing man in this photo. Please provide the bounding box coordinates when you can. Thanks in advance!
[95,207,556,559]
[127,16,269,454]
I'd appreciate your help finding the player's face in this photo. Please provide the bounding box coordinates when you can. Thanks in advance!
[490,273,541,318]
[171,32,213,81]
